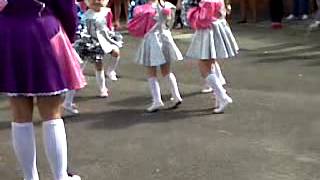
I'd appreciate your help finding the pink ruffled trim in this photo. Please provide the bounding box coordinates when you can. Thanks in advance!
[50,28,87,90]
[7,89,68,97]
[187,1,222,30]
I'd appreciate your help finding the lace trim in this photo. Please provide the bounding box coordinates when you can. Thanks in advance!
[6,89,68,97]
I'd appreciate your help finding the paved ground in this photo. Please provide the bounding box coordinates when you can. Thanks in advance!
[1,22,320,180]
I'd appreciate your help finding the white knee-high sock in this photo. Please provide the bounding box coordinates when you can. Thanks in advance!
[213,62,226,85]
[148,77,163,104]
[166,73,182,102]
[42,119,68,180]
[12,122,39,180]
[206,73,230,101]
[107,56,120,74]
[95,70,107,91]
[64,90,76,107]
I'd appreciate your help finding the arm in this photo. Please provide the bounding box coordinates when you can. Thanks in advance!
[51,0,77,42]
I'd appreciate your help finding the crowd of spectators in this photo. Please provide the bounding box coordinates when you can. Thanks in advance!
[90,0,320,30]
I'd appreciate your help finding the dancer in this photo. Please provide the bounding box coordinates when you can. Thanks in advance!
[0,0,85,179]
[309,0,320,29]
[128,0,183,112]
[186,0,238,113]
[63,1,87,116]
[75,0,123,97]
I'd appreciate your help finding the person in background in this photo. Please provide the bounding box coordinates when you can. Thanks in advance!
[111,0,130,29]
[172,0,184,29]
[286,0,309,20]
[309,0,320,29]
[270,0,284,29]
[238,0,256,23]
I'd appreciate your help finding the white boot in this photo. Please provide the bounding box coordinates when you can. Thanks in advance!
[63,90,79,115]
[213,62,226,86]
[166,73,182,107]
[12,122,39,180]
[206,74,232,113]
[107,56,120,81]
[201,84,213,93]
[147,77,164,112]
[42,119,69,180]
[95,70,109,97]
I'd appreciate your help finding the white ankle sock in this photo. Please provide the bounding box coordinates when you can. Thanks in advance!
[148,77,163,104]
[107,56,120,75]
[166,73,182,102]
[42,119,68,180]
[12,122,39,180]
[213,62,226,85]
[95,70,107,91]
[64,90,76,107]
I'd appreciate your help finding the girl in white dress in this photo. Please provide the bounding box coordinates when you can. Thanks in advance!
[128,0,183,112]
[78,0,123,97]
[186,0,238,113]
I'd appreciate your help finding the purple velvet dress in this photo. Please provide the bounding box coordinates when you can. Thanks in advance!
[0,0,86,96]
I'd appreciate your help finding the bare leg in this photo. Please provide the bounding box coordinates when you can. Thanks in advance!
[10,97,34,123]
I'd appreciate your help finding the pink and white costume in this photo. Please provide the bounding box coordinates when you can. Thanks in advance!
[186,0,238,60]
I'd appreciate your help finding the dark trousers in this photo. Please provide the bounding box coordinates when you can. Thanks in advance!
[270,0,284,23]
[293,0,309,16]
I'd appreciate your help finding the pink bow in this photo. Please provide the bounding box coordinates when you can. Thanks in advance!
[187,1,222,30]
[127,3,157,38]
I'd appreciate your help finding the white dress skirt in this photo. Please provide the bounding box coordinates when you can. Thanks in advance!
[134,2,183,67]
[186,19,239,60]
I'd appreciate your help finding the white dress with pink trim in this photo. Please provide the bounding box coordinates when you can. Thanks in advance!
[133,2,183,67]
[186,0,239,60]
